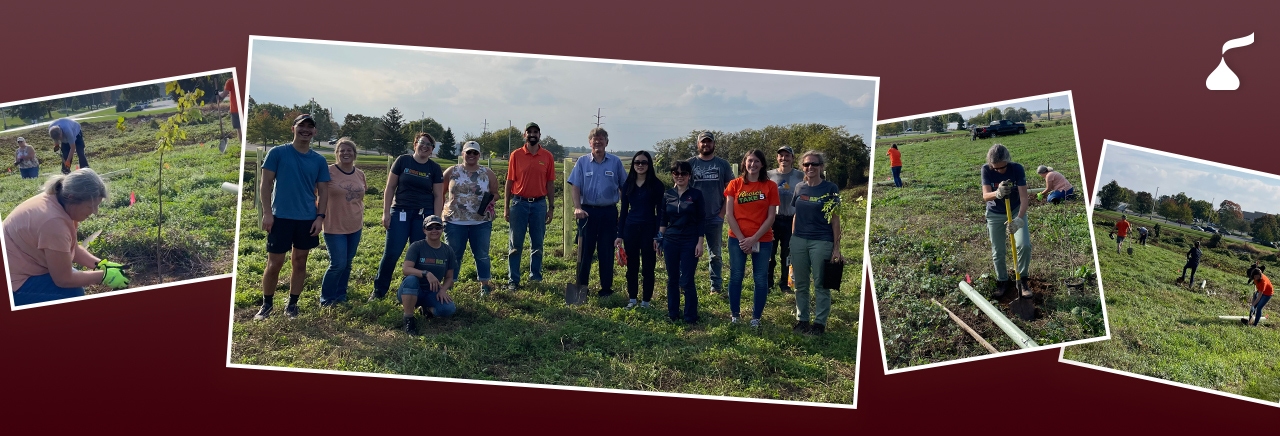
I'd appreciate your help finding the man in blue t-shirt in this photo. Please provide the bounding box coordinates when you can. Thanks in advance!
[980,144,1032,299]
[255,114,331,320]
[48,118,87,174]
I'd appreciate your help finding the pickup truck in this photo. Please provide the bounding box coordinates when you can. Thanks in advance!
[971,120,1027,140]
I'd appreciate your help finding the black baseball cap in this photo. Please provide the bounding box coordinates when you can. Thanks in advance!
[293,114,316,127]
[524,122,540,132]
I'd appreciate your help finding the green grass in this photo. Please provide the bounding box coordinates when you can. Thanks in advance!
[1064,210,1280,402]
[868,125,1105,370]
[228,164,866,403]
[0,109,77,130]
[0,111,241,291]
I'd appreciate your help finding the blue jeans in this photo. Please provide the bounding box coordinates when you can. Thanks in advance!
[59,133,87,174]
[664,236,699,323]
[446,221,492,281]
[396,275,457,318]
[1253,294,1271,326]
[507,198,547,286]
[1046,186,1074,203]
[891,165,902,187]
[320,229,362,305]
[373,207,426,295]
[19,167,39,179]
[728,238,772,319]
[701,218,725,292]
[13,273,85,306]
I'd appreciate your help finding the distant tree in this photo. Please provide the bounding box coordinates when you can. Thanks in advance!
[1097,180,1125,210]
[944,112,965,124]
[339,114,380,152]
[376,108,408,156]
[1189,199,1215,222]
[1158,199,1192,223]
[246,110,289,145]
[297,100,336,143]
[1252,214,1280,242]
[1218,199,1247,231]
[1015,108,1032,122]
[122,84,162,104]
[877,123,904,136]
[15,102,46,121]
[1173,192,1191,206]
[1132,191,1155,214]
[401,117,446,147]
[437,128,457,160]
[541,135,567,161]
[1002,107,1018,121]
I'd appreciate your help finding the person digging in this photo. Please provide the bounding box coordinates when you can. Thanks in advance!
[1176,241,1201,288]
[1243,267,1272,326]
[981,144,1032,299]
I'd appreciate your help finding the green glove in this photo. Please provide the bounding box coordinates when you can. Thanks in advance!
[97,259,124,270]
[102,267,130,289]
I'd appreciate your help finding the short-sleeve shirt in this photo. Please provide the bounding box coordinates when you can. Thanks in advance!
[887,148,903,167]
[688,156,734,220]
[390,155,444,213]
[405,240,457,291]
[3,193,78,291]
[224,79,238,114]
[1138,227,1148,236]
[49,118,82,143]
[323,164,366,235]
[1044,171,1072,193]
[768,168,804,216]
[981,162,1026,215]
[793,180,841,242]
[507,144,556,198]
[263,144,331,220]
[725,177,780,242]
[568,153,626,206]
[1116,220,1130,237]
[1255,274,1273,296]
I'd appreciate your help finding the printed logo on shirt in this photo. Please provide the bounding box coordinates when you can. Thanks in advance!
[736,190,767,204]
[604,171,614,177]
[418,257,448,265]
[404,168,434,178]
[798,192,836,204]
[692,166,720,181]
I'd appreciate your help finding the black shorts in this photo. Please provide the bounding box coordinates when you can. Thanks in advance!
[266,217,320,254]
[231,113,241,130]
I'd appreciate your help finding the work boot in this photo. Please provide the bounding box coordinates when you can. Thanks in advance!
[403,316,419,335]
[992,280,1009,298]
[793,320,810,334]
[1018,278,1032,298]
[809,323,826,335]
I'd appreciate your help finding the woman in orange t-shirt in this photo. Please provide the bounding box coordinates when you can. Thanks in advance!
[724,149,779,327]
[887,144,903,187]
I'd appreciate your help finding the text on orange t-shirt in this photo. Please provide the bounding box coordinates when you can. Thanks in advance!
[724,177,780,242]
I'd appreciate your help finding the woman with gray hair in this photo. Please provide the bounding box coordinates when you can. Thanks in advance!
[1035,165,1074,204]
[981,144,1032,298]
[4,168,129,305]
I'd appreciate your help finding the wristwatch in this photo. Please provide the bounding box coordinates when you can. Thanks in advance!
[316,213,326,219]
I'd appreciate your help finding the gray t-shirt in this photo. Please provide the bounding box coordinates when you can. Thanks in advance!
[768,168,805,216]
[792,180,841,242]
[405,239,458,290]
[687,155,733,221]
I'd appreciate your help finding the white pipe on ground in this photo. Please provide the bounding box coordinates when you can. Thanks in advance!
[957,281,1039,349]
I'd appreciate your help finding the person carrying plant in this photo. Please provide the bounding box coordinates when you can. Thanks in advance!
[569,127,626,298]
[397,215,458,335]
[319,137,366,307]
[615,150,665,309]
[725,149,780,328]
[1035,165,1073,204]
[1244,268,1272,326]
[14,136,39,179]
[255,114,331,320]
[981,144,1033,298]
[48,117,87,174]
[790,150,843,335]
[887,144,903,188]
[371,132,444,301]
[5,169,129,305]
[660,161,706,324]
[442,141,499,297]
[768,145,804,294]
[1115,215,1131,254]
[1177,241,1201,286]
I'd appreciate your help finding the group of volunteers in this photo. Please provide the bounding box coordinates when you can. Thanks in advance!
[9,117,91,180]
[249,115,847,335]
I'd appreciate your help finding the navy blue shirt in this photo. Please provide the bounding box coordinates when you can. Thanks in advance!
[981,162,1026,215]
[618,176,666,238]
[661,187,704,241]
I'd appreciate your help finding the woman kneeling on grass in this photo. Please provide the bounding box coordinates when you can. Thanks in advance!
[442,141,498,297]
[790,151,844,335]
[320,138,366,306]
[5,169,129,305]
[981,143,1032,299]
[725,149,779,328]
[616,150,665,309]
[1035,165,1073,204]
[397,215,457,335]
[660,161,705,324]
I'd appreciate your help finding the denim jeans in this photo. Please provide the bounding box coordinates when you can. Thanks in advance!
[1253,294,1271,326]
[374,207,426,295]
[59,133,87,174]
[1046,186,1074,203]
[791,236,834,325]
[891,165,902,187]
[728,237,772,319]
[320,229,362,305]
[397,275,457,318]
[986,210,1031,281]
[664,236,699,323]
[768,215,793,289]
[13,273,85,306]
[701,218,725,292]
[446,221,492,281]
[575,204,617,291]
[19,167,39,179]
[507,198,547,286]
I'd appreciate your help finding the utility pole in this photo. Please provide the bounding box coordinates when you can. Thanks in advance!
[593,108,605,128]
[508,120,512,157]
[1046,98,1051,121]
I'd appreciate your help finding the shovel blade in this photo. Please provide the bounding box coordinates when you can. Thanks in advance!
[1010,297,1036,321]
[219,138,229,153]
[564,283,587,305]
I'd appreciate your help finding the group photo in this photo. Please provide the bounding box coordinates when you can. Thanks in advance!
[228,37,876,405]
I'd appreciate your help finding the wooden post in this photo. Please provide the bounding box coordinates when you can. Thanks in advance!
[731,163,739,178]
[563,157,575,257]
[255,146,266,224]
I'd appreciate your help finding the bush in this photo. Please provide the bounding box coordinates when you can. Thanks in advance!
[116,100,131,112]
[1153,224,1161,238]
[1207,233,1223,248]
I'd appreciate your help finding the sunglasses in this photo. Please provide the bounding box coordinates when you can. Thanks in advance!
[425,225,443,231]
[672,171,689,176]
[991,163,1008,171]
[802,162,823,168]
[633,160,650,166]
[465,150,479,155]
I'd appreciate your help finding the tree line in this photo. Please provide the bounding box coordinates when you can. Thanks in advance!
[651,123,870,190]
[1097,180,1280,243]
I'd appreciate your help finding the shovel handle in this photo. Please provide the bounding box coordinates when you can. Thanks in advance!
[1005,198,1019,281]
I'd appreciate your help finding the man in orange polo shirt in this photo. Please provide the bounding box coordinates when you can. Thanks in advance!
[505,122,557,291]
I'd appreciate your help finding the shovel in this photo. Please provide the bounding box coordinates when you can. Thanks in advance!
[81,229,102,248]
[217,106,229,153]
[565,219,589,305]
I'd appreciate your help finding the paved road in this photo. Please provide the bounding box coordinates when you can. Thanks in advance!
[1118,212,1254,244]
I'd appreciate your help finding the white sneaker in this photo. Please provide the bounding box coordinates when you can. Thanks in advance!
[639,301,651,308]
[625,300,638,309]
[750,318,761,328]
[730,316,740,324]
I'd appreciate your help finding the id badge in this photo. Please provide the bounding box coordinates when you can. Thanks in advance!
[400,211,407,221]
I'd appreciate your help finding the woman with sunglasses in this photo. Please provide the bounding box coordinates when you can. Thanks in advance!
[790,151,843,335]
[724,149,779,328]
[372,132,445,300]
[981,143,1032,298]
[614,151,666,309]
[14,137,39,179]
[397,215,457,335]
[660,161,705,323]
[319,137,367,306]
[442,141,499,296]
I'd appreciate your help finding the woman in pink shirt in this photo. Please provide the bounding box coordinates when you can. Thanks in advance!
[320,138,367,306]
[1036,165,1074,204]
[4,169,129,305]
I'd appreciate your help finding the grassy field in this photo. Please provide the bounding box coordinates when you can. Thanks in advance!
[0,109,75,130]
[1064,210,1280,402]
[868,125,1105,370]
[229,156,867,403]
[0,109,241,291]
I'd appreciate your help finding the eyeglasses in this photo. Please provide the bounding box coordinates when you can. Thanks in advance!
[634,160,650,166]
[425,225,443,231]
[802,162,823,168]
[465,150,479,155]
[672,171,689,177]
[991,163,1008,171]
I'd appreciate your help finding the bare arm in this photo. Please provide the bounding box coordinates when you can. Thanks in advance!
[260,168,276,230]
[43,248,103,288]
[383,172,399,216]
[433,179,445,217]
[1017,186,1029,219]
[73,244,100,268]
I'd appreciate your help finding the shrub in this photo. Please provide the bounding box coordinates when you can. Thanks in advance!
[1206,233,1222,248]
[116,100,131,112]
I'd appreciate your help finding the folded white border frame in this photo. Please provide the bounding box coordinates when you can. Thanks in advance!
[2,68,244,311]
[224,35,878,409]
[1059,139,1280,407]
[865,91,1110,375]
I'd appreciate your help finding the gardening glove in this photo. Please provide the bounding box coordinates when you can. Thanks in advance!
[995,180,1014,199]
[101,266,130,289]
[96,259,124,270]
[1006,216,1025,235]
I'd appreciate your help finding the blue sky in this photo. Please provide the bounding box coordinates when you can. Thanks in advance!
[1096,144,1280,214]
[247,39,876,149]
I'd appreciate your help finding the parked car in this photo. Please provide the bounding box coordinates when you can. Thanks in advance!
[971,119,1027,140]
[124,105,144,112]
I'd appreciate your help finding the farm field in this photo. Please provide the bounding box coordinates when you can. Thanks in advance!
[868,125,1106,370]
[0,108,241,292]
[229,152,867,403]
[1064,210,1280,402]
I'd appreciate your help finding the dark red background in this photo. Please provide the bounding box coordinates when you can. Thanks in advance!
[3,1,1277,432]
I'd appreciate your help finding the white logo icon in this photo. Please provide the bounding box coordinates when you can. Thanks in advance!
[1206,33,1255,90]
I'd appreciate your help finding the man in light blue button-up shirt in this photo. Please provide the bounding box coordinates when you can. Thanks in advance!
[569,127,627,297]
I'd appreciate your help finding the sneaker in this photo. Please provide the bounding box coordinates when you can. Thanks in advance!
[403,316,418,335]
[368,290,386,302]
[750,318,761,328]
[810,323,826,335]
[792,320,810,333]
[285,304,299,319]
[1018,278,1032,298]
[253,305,273,321]
[730,316,740,324]
[507,282,519,292]
[639,301,651,308]
[625,300,638,309]
[480,284,493,297]
[598,289,614,297]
